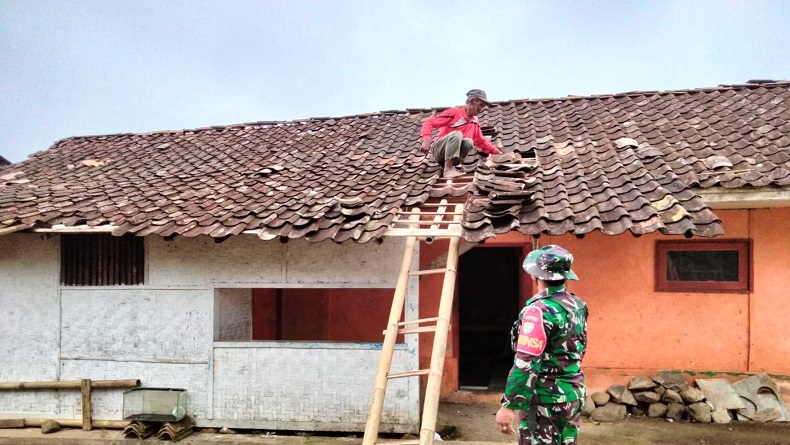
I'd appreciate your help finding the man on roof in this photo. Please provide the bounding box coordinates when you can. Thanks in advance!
[420,89,501,178]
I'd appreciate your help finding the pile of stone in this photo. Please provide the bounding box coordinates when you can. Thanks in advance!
[583,371,789,424]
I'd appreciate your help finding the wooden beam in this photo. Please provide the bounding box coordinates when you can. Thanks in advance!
[396,211,464,216]
[395,317,439,327]
[23,419,128,429]
[81,379,92,431]
[391,219,459,225]
[383,228,462,237]
[0,419,25,428]
[694,186,790,209]
[387,369,430,379]
[31,225,115,233]
[408,268,447,276]
[0,379,140,390]
[0,224,31,236]
[382,326,438,335]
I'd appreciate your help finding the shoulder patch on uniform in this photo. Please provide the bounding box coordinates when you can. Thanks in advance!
[516,305,547,356]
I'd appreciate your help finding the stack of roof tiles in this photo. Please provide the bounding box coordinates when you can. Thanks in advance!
[2,81,790,242]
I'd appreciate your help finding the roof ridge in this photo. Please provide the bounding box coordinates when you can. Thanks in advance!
[48,81,790,144]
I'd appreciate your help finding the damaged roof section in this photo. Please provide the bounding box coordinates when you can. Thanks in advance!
[1,81,790,242]
[460,145,722,243]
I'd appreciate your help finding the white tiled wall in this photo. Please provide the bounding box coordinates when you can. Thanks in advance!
[0,234,61,416]
[147,236,402,286]
[214,288,252,341]
[60,288,213,362]
[59,360,209,420]
[211,343,419,432]
[0,233,419,433]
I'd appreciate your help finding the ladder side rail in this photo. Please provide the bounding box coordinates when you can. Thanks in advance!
[429,199,449,231]
[362,211,421,445]
[419,204,464,445]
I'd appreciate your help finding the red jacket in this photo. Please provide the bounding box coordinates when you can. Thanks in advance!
[420,106,501,154]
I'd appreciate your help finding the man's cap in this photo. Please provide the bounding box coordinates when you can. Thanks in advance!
[522,245,579,281]
[466,89,491,106]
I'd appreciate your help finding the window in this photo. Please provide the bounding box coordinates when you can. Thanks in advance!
[61,234,145,286]
[245,288,401,343]
[655,240,750,292]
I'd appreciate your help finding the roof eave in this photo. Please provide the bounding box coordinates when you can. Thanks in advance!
[695,186,790,210]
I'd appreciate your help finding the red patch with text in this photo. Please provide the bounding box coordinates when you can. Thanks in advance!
[516,306,546,356]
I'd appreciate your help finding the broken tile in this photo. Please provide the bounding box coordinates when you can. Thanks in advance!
[695,378,746,410]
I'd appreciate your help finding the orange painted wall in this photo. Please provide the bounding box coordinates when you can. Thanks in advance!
[326,288,403,343]
[748,208,790,373]
[252,288,278,339]
[282,289,331,340]
[551,208,790,392]
[251,288,395,342]
[554,210,751,372]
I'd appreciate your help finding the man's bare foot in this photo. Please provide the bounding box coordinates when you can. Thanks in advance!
[442,167,464,178]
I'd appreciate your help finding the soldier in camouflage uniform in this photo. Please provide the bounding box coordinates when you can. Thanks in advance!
[495,245,588,445]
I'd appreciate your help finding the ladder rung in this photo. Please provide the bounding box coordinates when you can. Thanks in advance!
[385,228,462,237]
[396,317,440,327]
[412,202,465,207]
[396,211,464,215]
[383,326,438,335]
[416,235,462,241]
[391,219,458,225]
[433,173,474,180]
[408,268,447,276]
[388,369,430,379]
[375,441,419,445]
[375,440,419,445]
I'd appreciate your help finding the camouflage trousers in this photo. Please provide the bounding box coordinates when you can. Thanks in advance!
[517,400,582,445]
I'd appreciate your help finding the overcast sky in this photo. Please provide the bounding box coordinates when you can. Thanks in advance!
[1,0,789,163]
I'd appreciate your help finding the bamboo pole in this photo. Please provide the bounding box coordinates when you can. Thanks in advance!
[23,419,129,429]
[0,379,138,431]
[362,211,420,445]
[0,419,25,428]
[0,379,140,390]
[419,204,463,445]
[81,379,92,431]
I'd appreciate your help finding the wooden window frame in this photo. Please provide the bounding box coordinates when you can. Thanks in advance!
[655,240,750,293]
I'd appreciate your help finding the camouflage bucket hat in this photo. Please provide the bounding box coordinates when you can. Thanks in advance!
[523,245,579,281]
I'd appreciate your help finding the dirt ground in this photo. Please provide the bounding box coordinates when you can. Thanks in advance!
[3,402,790,445]
[437,402,790,445]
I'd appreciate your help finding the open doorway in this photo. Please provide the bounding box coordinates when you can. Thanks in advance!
[457,247,522,390]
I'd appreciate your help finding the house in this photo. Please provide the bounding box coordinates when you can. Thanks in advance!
[1,81,790,431]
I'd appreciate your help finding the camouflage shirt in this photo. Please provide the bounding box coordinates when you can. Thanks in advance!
[502,285,588,408]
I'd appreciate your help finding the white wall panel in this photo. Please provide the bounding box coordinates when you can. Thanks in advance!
[211,343,419,433]
[147,236,285,286]
[214,288,252,341]
[59,360,209,420]
[286,238,402,285]
[0,233,61,416]
[60,289,212,362]
[147,236,403,287]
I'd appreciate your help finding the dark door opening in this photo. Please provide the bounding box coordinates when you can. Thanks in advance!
[457,247,522,390]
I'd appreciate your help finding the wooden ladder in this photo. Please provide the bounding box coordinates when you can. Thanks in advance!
[363,201,464,445]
